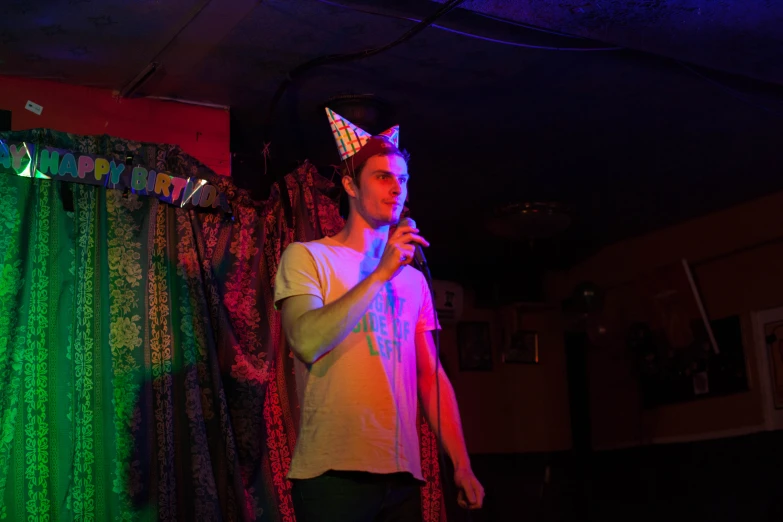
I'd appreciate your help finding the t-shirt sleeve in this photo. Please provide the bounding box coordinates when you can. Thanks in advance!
[274,242,323,310]
[415,273,441,333]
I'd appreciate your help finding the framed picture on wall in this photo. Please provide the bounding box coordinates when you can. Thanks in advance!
[613,259,749,408]
[503,330,539,364]
[457,321,493,371]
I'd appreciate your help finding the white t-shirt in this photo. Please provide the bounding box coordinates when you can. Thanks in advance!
[274,236,440,481]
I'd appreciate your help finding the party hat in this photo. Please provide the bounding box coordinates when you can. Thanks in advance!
[326,107,400,161]
[377,125,400,148]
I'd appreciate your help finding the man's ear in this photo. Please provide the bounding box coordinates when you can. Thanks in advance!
[342,174,358,199]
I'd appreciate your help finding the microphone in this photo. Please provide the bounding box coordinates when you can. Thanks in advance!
[398,217,428,268]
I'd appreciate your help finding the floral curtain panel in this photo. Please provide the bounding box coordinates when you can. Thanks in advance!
[0,129,444,521]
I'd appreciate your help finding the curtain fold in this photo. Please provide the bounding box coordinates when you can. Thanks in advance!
[0,128,444,521]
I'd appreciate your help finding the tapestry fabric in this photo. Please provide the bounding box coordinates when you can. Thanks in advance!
[0,128,444,521]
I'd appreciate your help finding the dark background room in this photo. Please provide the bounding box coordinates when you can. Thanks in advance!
[1,0,783,520]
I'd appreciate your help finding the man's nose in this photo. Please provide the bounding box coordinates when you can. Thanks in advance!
[390,178,402,195]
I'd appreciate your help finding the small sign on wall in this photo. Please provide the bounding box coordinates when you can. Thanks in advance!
[25,100,43,115]
[432,279,463,325]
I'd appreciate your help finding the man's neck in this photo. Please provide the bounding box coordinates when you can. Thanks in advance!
[333,213,390,259]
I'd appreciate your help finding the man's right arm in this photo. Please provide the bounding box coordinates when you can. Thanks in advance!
[279,225,428,364]
[281,272,387,364]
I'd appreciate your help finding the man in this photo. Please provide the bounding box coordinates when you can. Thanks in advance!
[274,108,484,521]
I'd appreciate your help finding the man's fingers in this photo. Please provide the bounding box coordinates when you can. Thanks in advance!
[399,245,415,263]
[396,232,430,248]
[466,483,478,506]
[411,234,430,248]
[472,483,484,508]
[393,225,429,246]
[458,488,480,509]
[454,472,484,509]
[392,225,418,238]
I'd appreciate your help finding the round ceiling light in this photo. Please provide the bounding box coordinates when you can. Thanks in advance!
[486,201,571,240]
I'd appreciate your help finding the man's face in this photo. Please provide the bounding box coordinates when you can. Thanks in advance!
[345,153,408,227]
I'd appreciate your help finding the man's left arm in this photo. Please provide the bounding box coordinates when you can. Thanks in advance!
[415,329,484,510]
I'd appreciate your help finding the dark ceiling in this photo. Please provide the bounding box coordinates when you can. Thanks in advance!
[2,0,783,296]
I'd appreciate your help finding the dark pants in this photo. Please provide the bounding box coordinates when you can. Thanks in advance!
[291,471,422,522]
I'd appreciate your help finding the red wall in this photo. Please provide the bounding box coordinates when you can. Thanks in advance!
[0,76,230,176]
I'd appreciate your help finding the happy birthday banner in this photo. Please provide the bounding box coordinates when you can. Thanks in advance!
[0,139,231,213]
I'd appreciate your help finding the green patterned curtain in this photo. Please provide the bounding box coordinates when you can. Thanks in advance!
[0,128,445,521]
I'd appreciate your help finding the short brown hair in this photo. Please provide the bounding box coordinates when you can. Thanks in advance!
[341,148,410,188]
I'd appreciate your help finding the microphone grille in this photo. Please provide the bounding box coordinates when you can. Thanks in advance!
[399,217,416,229]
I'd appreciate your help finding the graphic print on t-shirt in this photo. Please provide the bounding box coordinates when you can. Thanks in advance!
[351,283,412,362]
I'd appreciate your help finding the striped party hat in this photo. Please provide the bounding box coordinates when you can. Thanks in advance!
[326,107,400,161]
[377,125,400,147]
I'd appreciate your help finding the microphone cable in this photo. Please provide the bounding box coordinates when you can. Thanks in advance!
[415,249,473,521]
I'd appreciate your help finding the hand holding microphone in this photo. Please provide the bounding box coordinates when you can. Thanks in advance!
[398,217,429,269]
[374,217,429,282]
